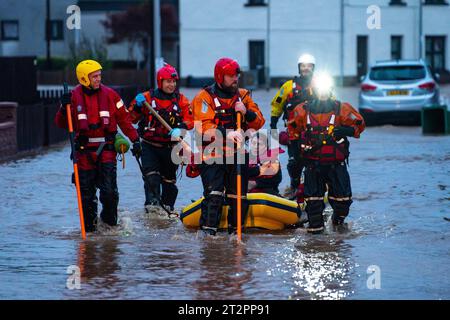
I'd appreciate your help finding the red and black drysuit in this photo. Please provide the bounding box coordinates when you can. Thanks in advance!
[128,89,193,210]
[55,84,139,231]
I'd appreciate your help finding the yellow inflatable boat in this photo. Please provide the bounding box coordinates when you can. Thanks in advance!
[180,193,301,231]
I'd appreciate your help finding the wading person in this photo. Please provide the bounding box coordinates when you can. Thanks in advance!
[191,57,265,236]
[55,60,141,232]
[291,72,365,233]
[128,64,193,215]
[270,54,316,199]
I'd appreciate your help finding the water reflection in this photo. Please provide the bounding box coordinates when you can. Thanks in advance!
[75,238,121,293]
[288,234,355,299]
[193,240,252,300]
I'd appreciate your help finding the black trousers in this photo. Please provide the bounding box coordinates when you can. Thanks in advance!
[287,139,304,189]
[78,162,119,232]
[304,162,353,228]
[141,142,179,208]
[199,157,249,231]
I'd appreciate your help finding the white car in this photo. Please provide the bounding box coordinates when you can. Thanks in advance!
[359,59,440,125]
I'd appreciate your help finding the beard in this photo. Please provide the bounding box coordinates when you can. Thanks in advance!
[221,81,238,94]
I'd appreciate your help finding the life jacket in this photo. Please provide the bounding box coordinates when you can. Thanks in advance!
[140,90,183,144]
[284,76,313,118]
[72,84,115,133]
[204,86,243,131]
[300,101,350,163]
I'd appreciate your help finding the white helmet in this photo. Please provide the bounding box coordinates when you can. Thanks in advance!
[298,53,316,66]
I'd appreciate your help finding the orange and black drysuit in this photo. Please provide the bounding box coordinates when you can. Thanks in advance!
[271,76,314,191]
[292,98,365,230]
[128,89,193,210]
[55,84,139,232]
[192,83,265,233]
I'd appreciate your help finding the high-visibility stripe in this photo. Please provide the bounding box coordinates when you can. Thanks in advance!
[210,191,223,196]
[213,98,221,107]
[305,196,324,201]
[78,114,87,120]
[88,137,106,143]
[329,114,336,125]
[226,194,247,199]
[116,100,124,109]
[328,196,352,201]
[145,171,160,176]
[99,111,110,117]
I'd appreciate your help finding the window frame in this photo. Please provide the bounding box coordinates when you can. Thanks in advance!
[49,20,64,41]
[425,36,446,72]
[1,20,19,41]
[244,0,267,7]
[391,35,403,60]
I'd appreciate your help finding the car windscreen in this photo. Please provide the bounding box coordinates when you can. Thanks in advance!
[369,65,426,81]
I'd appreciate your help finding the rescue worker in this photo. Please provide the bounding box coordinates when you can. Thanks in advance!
[55,60,141,232]
[192,57,265,236]
[291,72,366,233]
[270,54,316,199]
[128,64,193,214]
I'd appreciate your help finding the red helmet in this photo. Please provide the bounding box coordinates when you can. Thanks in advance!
[157,64,179,89]
[214,58,240,85]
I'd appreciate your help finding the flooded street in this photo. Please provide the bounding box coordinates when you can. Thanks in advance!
[0,88,449,300]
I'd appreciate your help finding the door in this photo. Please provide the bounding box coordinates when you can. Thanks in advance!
[249,40,265,85]
[357,36,368,79]
[426,36,446,73]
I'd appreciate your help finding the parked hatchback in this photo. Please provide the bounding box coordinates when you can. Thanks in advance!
[359,59,440,125]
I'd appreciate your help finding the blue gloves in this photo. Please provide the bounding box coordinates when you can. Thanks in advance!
[135,93,146,108]
[169,128,182,140]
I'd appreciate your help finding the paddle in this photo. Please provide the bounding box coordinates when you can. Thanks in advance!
[63,83,86,239]
[142,100,192,154]
[236,111,243,242]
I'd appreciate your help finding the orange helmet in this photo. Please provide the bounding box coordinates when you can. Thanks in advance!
[214,58,240,85]
[157,64,179,89]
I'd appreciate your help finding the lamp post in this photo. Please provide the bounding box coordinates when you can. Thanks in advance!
[265,0,271,90]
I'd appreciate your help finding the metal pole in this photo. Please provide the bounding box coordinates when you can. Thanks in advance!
[148,1,155,88]
[46,0,51,69]
[154,0,162,88]
[419,0,423,60]
[265,0,271,91]
[340,0,344,86]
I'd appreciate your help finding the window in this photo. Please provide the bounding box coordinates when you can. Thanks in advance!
[426,36,446,72]
[245,0,267,7]
[424,0,448,5]
[389,0,407,6]
[391,36,403,60]
[370,66,426,81]
[1,20,19,40]
[48,20,64,40]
